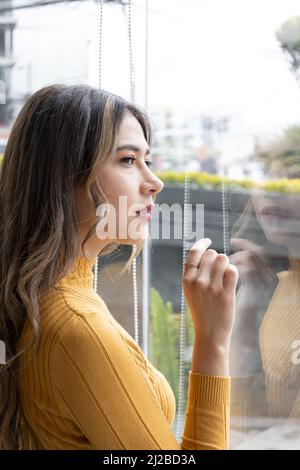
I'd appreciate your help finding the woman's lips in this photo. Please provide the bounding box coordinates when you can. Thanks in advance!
[260,206,291,219]
[136,209,151,222]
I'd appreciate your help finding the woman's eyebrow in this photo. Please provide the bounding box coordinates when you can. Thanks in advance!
[116,144,150,155]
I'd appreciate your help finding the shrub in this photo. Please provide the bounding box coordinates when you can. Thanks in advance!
[155,170,300,194]
[149,286,195,415]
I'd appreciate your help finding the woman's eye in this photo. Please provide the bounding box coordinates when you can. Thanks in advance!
[121,156,135,165]
[120,157,153,168]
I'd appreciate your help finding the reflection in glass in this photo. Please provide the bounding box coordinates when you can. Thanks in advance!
[229,154,300,448]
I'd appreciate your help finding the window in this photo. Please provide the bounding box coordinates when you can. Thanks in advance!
[4,0,300,450]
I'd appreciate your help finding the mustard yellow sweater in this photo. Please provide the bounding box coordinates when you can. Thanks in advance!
[260,257,300,420]
[17,256,230,450]
[231,257,300,427]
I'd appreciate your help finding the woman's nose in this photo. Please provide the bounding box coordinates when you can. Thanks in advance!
[141,173,164,196]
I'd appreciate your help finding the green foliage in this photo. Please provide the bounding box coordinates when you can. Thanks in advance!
[149,286,195,411]
[155,170,300,194]
[260,178,300,194]
[276,16,300,81]
[255,124,300,178]
[285,125,300,145]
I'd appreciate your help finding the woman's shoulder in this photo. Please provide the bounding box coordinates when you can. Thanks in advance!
[40,284,111,319]
[19,282,133,365]
[30,286,116,351]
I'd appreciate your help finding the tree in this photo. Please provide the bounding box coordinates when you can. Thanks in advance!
[276,17,300,85]
[263,19,300,176]
[256,125,300,175]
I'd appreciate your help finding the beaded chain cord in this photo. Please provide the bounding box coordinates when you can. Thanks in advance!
[127,0,140,349]
[175,149,190,441]
[94,0,140,347]
[93,1,231,446]
[92,0,103,293]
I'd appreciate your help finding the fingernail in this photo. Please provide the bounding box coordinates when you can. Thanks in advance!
[228,264,238,272]
[194,238,211,245]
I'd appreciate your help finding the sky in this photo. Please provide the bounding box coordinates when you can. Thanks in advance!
[10,0,300,166]
[134,0,300,133]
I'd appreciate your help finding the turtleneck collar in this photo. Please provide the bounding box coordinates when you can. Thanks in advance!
[57,255,98,289]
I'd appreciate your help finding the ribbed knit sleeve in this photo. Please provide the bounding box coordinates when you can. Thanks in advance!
[51,312,230,450]
[230,372,267,416]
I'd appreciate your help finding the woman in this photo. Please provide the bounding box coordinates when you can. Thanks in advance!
[0,84,238,450]
[229,156,300,440]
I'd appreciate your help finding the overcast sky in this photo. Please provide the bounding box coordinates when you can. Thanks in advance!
[130,0,300,134]
[11,0,300,164]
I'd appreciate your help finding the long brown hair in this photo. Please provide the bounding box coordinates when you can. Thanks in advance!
[0,84,152,449]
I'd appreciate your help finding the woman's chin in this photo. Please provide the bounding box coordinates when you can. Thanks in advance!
[264,230,291,246]
[115,233,149,246]
[130,234,149,245]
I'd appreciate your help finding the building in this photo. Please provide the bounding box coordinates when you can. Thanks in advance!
[0,0,16,126]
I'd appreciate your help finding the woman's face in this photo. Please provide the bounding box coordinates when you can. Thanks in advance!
[75,112,164,257]
[252,160,300,248]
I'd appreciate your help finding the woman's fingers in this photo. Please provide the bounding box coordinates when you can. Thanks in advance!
[184,238,212,279]
[230,238,261,252]
[229,251,254,282]
[209,254,230,291]
[183,237,239,348]
[196,249,218,284]
[231,238,269,266]
[230,238,276,286]
[185,239,237,291]
[223,264,239,292]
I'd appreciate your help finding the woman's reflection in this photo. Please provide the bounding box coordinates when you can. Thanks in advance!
[229,155,300,444]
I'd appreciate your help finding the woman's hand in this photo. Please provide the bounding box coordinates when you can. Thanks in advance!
[229,238,278,291]
[228,238,279,349]
[228,238,278,376]
[183,238,239,352]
